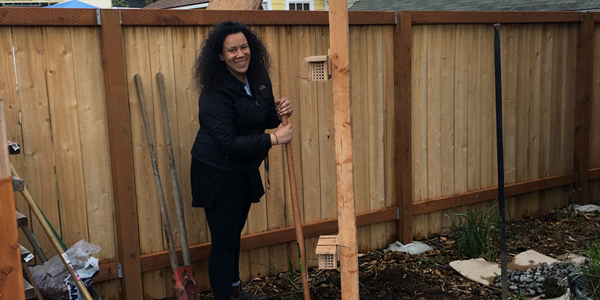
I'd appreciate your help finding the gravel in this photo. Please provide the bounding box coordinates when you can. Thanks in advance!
[493,261,577,298]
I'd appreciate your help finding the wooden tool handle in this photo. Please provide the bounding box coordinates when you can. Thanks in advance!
[281,114,311,300]
[11,164,93,300]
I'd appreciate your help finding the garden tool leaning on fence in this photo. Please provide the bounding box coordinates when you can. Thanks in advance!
[134,73,199,300]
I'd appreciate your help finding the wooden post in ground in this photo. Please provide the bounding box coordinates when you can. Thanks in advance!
[99,10,144,300]
[574,12,594,204]
[328,0,359,298]
[0,99,26,300]
[394,12,414,244]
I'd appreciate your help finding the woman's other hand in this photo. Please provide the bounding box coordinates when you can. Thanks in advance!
[275,98,293,117]
[272,123,293,145]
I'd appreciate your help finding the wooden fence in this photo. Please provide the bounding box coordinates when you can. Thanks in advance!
[0,9,598,300]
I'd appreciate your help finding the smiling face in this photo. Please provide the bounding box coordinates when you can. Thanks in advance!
[219,32,251,84]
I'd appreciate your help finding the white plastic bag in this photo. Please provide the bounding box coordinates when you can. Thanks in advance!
[31,239,101,300]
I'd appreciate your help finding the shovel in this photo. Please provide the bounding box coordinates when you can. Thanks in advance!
[134,74,198,300]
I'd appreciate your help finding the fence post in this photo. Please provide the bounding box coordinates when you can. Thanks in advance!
[574,12,594,204]
[394,11,414,244]
[99,9,144,299]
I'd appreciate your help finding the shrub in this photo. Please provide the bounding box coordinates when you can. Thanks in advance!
[445,204,499,262]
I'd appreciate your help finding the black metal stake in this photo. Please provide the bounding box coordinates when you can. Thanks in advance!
[493,23,509,300]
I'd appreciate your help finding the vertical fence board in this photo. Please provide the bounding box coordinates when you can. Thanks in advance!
[412,25,428,239]
[454,25,470,222]
[172,25,211,290]
[315,26,336,227]
[367,26,386,249]
[12,26,61,259]
[425,25,442,236]
[501,25,518,219]
[515,25,532,219]
[71,25,117,264]
[43,26,90,247]
[124,25,167,300]
[349,25,371,251]
[0,26,30,250]
[480,25,496,194]
[592,24,600,201]
[382,25,396,243]
[440,25,456,230]
[538,24,554,211]
[297,25,320,265]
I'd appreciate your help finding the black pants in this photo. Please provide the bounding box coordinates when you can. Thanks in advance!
[205,202,252,300]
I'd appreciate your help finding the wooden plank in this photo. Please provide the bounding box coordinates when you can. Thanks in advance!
[296,25,320,266]
[277,25,303,269]
[426,25,442,236]
[120,10,396,26]
[411,25,429,240]
[350,25,370,252]
[146,26,182,292]
[188,26,211,291]
[0,26,31,250]
[99,10,143,300]
[12,26,61,260]
[94,280,121,300]
[467,25,481,193]
[514,25,530,219]
[394,12,413,244]
[366,25,386,249]
[138,207,398,273]
[592,24,600,172]
[479,25,495,191]
[329,0,359,295]
[500,24,518,219]
[439,24,456,231]
[382,25,396,243]
[0,8,98,25]
[590,168,600,180]
[255,25,288,274]
[206,0,262,10]
[71,26,118,266]
[0,175,25,300]
[411,11,582,25]
[43,26,90,247]
[538,24,554,211]
[526,24,542,214]
[413,173,577,215]
[454,24,469,221]
[574,13,594,204]
[123,25,167,299]
[315,25,336,227]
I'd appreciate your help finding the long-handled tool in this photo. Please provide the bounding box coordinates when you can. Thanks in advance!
[156,72,199,300]
[10,164,93,300]
[281,114,311,300]
[134,74,188,300]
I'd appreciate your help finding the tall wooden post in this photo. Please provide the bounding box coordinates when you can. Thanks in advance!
[0,99,26,300]
[328,0,359,298]
[574,12,594,204]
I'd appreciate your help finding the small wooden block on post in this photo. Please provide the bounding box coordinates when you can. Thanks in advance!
[13,176,24,191]
[315,235,338,269]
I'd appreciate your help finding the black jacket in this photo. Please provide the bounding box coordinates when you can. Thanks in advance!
[191,75,281,173]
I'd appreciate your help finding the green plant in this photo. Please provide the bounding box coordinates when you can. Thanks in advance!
[444,204,499,262]
[284,255,300,289]
[508,290,527,300]
[577,241,600,299]
[565,186,581,222]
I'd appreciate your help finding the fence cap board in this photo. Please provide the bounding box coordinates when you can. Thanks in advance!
[411,11,583,24]
[0,7,99,25]
[121,10,396,25]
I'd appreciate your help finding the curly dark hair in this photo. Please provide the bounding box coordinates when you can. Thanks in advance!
[193,21,271,91]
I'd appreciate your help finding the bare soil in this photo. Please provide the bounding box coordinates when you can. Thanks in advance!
[195,208,600,300]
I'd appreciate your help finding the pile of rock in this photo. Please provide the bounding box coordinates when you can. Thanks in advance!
[493,261,578,298]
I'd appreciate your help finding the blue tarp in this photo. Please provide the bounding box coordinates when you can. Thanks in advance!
[46,0,98,8]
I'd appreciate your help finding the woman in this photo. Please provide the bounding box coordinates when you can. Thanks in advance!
[191,21,293,300]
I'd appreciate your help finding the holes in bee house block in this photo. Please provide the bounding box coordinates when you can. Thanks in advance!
[305,54,330,81]
[315,235,338,270]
